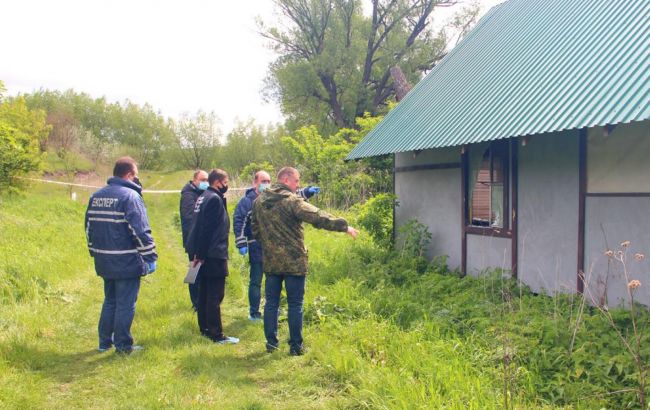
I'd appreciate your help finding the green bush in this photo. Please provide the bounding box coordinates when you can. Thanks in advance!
[0,96,49,192]
[356,193,397,249]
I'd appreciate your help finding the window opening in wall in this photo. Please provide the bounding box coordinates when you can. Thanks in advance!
[467,141,509,229]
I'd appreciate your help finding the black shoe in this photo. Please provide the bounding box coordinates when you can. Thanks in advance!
[266,343,279,353]
[289,346,305,356]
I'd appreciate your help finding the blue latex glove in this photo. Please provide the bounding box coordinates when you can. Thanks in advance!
[304,186,321,198]
[239,246,248,256]
[147,261,157,273]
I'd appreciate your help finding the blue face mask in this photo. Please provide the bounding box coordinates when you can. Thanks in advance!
[198,181,209,191]
[259,183,270,192]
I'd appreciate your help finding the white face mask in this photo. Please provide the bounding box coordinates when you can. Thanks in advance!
[258,183,270,192]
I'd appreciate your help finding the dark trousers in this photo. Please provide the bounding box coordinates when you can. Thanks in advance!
[197,275,226,340]
[264,274,305,350]
[187,254,200,310]
[248,262,263,317]
[98,277,141,351]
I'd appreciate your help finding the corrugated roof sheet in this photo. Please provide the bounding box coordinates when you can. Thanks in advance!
[347,0,650,159]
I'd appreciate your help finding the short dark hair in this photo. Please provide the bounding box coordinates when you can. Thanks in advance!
[277,167,298,181]
[113,157,137,178]
[208,169,228,185]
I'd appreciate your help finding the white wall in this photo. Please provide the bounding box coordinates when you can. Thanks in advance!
[584,120,650,307]
[395,147,462,268]
[517,130,580,294]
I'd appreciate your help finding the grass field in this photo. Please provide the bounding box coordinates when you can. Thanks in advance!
[1,180,648,409]
[0,183,355,409]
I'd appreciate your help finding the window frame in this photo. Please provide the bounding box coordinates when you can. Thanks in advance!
[463,139,512,238]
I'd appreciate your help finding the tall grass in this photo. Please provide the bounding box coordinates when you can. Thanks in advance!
[0,183,648,409]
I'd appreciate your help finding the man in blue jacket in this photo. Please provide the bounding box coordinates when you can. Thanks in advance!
[85,157,157,354]
[186,169,239,344]
[180,169,208,310]
[233,170,320,321]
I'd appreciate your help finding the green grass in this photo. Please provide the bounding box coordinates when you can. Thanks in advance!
[1,181,647,409]
[41,150,95,176]
[0,186,347,409]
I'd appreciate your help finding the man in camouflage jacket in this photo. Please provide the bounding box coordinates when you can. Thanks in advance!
[251,167,358,355]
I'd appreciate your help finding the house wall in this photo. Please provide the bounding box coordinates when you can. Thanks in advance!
[584,197,650,306]
[395,147,462,268]
[517,130,580,294]
[393,121,649,306]
[584,121,650,306]
[466,235,511,275]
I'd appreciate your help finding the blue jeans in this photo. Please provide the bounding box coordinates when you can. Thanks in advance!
[248,262,263,317]
[98,277,141,351]
[264,274,305,350]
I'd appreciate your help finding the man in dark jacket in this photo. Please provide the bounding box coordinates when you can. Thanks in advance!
[234,170,320,322]
[251,167,358,355]
[180,170,208,310]
[186,169,239,344]
[85,157,157,354]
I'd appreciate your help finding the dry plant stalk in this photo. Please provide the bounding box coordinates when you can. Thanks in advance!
[583,241,647,407]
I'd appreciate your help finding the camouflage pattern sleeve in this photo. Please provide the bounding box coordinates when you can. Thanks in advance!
[251,201,261,240]
[291,197,348,232]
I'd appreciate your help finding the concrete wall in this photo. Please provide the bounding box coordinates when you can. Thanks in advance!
[466,235,511,275]
[584,197,650,306]
[517,130,580,294]
[584,121,650,306]
[395,147,461,167]
[395,147,462,268]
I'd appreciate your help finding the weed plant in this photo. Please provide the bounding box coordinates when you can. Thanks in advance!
[0,186,648,409]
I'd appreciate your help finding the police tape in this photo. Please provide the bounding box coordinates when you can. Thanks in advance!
[14,177,248,194]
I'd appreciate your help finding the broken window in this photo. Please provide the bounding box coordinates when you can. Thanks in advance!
[467,141,509,229]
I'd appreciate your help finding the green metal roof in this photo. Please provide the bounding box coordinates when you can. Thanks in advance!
[347,0,650,159]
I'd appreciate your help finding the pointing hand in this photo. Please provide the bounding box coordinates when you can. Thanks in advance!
[347,226,359,239]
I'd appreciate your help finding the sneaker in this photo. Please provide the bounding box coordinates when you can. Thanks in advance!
[115,345,144,355]
[214,336,239,345]
[266,343,279,353]
[248,315,262,323]
[97,346,112,353]
[289,346,305,356]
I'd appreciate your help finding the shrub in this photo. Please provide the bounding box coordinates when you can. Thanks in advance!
[356,193,397,249]
[0,97,49,192]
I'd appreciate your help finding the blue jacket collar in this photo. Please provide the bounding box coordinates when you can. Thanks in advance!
[245,187,258,199]
[107,177,142,195]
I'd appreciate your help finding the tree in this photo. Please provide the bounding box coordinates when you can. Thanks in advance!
[280,111,393,208]
[260,0,479,131]
[0,93,49,191]
[22,90,176,170]
[108,102,174,170]
[217,120,270,176]
[172,110,222,170]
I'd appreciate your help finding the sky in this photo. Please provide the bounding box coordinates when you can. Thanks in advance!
[1,0,504,132]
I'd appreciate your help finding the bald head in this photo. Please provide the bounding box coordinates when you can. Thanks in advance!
[254,170,272,193]
[254,171,271,184]
[192,170,208,186]
[277,167,301,193]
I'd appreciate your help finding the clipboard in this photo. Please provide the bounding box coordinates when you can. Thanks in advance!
[184,261,202,284]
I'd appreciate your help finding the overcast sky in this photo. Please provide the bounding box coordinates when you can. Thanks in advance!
[1,0,504,132]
